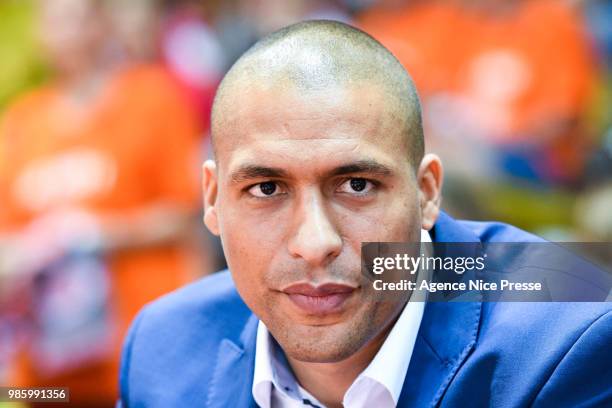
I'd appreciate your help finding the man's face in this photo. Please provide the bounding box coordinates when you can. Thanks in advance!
[208,82,423,362]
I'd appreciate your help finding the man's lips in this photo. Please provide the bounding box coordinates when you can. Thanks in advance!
[281,283,357,315]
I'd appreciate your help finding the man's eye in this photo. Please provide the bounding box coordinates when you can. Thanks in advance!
[337,178,375,194]
[248,182,282,198]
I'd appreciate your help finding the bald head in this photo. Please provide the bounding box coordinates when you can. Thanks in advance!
[211,20,424,167]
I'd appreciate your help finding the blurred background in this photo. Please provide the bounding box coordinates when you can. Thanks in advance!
[0,0,610,406]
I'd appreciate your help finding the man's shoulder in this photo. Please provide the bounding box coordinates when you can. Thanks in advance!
[135,270,251,340]
[433,211,545,243]
[457,218,544,243]
[433,214,612,402]
[457,217,611,335]
[120,271,254,405]
[436,300,612,406]
[123,270,252,367]
[480,301,611,346]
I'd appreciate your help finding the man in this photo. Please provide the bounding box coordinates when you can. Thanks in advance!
[118,21,611,407]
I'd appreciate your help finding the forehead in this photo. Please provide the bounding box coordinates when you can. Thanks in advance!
[215,82,411,176]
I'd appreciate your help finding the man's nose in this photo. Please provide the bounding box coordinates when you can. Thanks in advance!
[287,191,342,267]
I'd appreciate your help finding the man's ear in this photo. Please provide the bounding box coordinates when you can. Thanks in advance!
[417,154,443,231]
[202,160,220,236]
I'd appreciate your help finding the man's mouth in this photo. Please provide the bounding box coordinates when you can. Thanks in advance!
[281,282,357,315]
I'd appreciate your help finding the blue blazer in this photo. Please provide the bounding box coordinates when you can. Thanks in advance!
[119,212,612,407]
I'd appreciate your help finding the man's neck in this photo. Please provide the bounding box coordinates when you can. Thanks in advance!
[285,308,402,408]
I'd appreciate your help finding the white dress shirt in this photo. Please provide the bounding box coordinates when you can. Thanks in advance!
[252,230,431,408]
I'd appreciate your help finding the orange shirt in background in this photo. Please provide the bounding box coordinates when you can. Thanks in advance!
[359,0,595,140]
[0,64,203,405]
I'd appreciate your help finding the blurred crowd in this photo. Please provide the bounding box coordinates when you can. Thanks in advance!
[0,0,610,406]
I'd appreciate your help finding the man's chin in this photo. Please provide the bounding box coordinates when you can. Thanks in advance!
[284,345,359,364]
[273,323,366,364]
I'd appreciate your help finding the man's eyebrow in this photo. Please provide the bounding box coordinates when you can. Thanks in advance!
[230,165,289,183]
[229,160,393,184]
[329,160,394,177]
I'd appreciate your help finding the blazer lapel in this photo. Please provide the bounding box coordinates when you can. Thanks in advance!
[207,314,260,408]
[398,212,483,407]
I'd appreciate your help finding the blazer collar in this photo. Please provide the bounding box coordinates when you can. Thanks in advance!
[398,211,483,407]
[207,313,259,408]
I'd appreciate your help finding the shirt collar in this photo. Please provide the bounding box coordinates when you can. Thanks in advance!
[253,320,307,406]
[252,321,274,408]
[252,230,431,407]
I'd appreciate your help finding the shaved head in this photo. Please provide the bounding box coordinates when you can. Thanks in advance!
[211,20,424,167]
